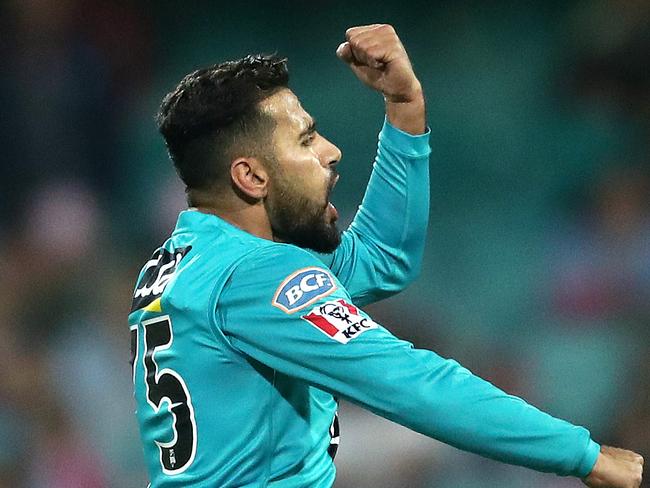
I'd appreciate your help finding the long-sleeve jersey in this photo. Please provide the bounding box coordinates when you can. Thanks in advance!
[128,120,600,487]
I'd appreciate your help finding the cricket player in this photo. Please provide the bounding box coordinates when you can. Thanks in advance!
[129,24,643,487]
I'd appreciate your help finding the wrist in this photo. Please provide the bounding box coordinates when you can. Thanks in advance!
[383,81,423,104]
[384,86,426,135]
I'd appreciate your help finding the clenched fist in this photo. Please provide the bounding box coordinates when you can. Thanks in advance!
[337,24,425,134]
[583,445,644,488]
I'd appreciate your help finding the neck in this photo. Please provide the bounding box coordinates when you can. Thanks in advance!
[193,201,275,241]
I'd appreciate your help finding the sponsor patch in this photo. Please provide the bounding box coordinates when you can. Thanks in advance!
[302,299,378,344]
[272,267,337,313]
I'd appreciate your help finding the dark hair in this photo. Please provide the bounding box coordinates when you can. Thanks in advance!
[156,54,289,192]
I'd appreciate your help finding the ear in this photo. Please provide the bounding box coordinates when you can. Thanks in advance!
[230,157,269,200]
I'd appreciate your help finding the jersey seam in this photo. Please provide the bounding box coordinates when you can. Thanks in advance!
[264,368,277,485]
[206,244,267,354]
[399,158,414,247]
[205,242,282,487]
[208,242,325,486]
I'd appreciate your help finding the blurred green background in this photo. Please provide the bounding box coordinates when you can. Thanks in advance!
[1,1,648,486]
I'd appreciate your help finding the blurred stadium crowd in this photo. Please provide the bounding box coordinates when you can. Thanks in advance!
[0,1,648,487]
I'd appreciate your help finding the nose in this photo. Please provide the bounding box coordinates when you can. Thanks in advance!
[320,135,342,168]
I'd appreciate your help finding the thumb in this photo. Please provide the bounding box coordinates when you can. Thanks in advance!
[336,42,354,64]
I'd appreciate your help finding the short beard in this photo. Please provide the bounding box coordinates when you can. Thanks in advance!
[266,170,341,254]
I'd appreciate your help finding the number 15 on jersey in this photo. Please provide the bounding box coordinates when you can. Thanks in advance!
[131,316,197,475]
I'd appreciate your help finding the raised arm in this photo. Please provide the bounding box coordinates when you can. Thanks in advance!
[322,25,431,305]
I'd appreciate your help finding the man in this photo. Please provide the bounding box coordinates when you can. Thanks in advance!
[129,25,643,487]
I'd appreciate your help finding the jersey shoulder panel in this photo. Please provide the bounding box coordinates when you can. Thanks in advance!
[219,242,347,317]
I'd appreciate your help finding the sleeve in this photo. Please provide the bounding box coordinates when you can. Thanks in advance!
[321,118,431,307]
[216,245,600,478]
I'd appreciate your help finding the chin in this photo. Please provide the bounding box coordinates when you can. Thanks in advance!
[268,197,341,252]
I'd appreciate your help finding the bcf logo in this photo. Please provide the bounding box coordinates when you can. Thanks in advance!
[273,267,337,313]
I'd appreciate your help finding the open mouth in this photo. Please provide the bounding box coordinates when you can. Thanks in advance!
[326,174,340,221]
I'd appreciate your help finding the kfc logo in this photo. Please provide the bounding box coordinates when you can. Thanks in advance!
[302,299,378,344]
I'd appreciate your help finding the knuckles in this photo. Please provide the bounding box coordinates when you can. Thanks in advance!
[346,24,397,41]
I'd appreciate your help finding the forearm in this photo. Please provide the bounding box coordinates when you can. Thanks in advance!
[336,344,600,478]
[349,119,429,285]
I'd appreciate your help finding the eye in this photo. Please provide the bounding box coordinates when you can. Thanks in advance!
[301,134,315,146]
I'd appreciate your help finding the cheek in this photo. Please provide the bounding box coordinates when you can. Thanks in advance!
[285,157,328,195]
[302,171,329,203]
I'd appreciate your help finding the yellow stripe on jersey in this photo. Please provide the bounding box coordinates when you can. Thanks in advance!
[143,297,162,313]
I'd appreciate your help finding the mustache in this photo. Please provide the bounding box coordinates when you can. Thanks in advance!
[327,170,339,194]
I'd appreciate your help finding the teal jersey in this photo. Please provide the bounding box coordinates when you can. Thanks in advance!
[129,120,599,487]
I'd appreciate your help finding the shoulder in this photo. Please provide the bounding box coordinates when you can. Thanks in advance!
[225,242,344,314]
[234,241,327,272]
